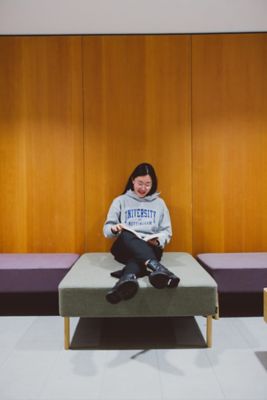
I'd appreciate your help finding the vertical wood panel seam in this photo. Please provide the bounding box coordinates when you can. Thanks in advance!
[81,35,87,253]
[190,34,194,255]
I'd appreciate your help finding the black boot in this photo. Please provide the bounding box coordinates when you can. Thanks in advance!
[106,273,139,304]
[146,259,180,289]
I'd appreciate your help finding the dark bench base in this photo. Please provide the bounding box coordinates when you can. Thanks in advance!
[0,292,60,316]
[219,292,263,317]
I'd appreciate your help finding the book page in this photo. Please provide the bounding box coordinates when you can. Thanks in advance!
[121,224,163,242]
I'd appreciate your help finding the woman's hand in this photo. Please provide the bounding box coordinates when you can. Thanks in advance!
[111,224,124,234]
[147,238,160,247]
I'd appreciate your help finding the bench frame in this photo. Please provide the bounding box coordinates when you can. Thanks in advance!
[63,314,215,349]
[59,253,218,349]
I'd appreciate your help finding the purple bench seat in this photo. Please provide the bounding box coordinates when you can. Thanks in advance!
[0,253,80,315]
[196,253,267,317]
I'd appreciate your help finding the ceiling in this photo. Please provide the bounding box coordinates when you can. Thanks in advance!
[0,0,267,35]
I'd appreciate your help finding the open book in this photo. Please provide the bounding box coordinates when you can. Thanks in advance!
[121,224,164,242]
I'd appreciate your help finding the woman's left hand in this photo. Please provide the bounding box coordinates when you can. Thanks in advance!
[147,238,160,247]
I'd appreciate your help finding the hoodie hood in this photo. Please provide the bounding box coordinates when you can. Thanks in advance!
[125,189,160,202]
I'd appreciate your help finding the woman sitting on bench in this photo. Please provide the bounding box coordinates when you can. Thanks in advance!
[103,162,180,304]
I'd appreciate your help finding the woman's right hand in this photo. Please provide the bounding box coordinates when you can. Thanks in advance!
[111,224,124,234]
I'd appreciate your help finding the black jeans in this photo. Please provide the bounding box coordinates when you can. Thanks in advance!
[111,230,163,277]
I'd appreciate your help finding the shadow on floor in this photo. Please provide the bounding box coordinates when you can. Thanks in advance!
[70,316,207,350]
[255,351,267,371]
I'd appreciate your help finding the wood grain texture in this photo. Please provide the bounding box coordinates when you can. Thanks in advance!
[0,36,85,252]
[192,33,267,253]
[83,35,192,252]
[1,33,267,255]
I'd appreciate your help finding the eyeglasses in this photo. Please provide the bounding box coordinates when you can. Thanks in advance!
[134,180,152,189]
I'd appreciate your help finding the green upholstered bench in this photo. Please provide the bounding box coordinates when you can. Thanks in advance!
[59,252,218,349]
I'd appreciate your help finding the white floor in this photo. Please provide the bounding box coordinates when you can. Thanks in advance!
[0,315,267,400]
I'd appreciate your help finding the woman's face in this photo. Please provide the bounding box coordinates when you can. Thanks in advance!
[132,174,152,198]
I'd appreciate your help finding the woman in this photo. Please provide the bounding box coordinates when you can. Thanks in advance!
[103,162,180,304]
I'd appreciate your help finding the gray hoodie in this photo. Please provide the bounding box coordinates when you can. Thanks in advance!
[103,190,172,248]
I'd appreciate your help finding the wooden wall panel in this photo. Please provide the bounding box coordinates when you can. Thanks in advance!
[192,34,267,253]
[0,36,84,252]
[83,35,192,252]
[2,33,266,255]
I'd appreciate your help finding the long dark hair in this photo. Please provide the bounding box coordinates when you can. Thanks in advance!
[123,163,158,195]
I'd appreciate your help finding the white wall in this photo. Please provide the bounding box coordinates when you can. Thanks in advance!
[0,0,267,35]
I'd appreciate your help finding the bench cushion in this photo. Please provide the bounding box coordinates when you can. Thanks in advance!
[0,253,80,293]
[59,252,217,318]
[196,253,267,293]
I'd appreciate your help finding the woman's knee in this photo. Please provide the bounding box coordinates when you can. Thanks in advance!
[119,230,135,243]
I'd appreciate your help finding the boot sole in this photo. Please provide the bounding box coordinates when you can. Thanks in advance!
[106,280,138,304]
[106,290,121,304]
[149,272,170,289]
[117,280,139,300]
[167,276,180,288]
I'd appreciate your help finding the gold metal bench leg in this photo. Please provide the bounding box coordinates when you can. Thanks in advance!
[64,317,70,350]
[206,315,212,348]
